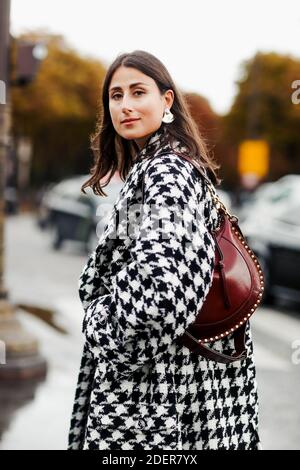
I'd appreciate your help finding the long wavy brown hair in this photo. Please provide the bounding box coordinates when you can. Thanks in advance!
[81,50,221,196]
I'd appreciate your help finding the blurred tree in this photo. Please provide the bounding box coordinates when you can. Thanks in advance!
[222,51,300,185]
[11,32,106,188]
[184,92,225,185]
[184,92,220,149]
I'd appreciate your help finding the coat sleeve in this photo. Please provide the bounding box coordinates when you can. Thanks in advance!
[81,155,216,378]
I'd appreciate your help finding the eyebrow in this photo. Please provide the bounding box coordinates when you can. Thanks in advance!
[109,82,149,93]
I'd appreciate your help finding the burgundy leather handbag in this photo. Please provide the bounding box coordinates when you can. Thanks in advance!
[142,152,265,364]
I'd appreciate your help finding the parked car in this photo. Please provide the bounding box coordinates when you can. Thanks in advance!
[239,175,300,305]
[236,175,300,223]
[37,173,124,252]
[4,186,19,214]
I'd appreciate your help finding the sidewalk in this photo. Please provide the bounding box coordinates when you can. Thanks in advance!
[0,300,84,450]
[0,213,87,449]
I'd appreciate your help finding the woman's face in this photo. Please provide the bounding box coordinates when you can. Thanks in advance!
[108,66,174,150]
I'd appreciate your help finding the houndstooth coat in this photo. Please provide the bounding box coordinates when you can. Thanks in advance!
[68,126,261,450]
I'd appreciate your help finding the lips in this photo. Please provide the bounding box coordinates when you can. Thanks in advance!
[121,118,140,124]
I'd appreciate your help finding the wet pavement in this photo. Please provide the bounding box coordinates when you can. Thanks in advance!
[0,214,85,449]
[0,305,84,450]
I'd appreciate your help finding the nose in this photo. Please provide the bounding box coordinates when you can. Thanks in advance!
[121,93,134,112]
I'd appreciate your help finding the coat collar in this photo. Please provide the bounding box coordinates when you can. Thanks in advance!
[133,124,187,163]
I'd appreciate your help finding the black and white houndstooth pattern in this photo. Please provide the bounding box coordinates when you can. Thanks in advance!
[68,126,261,450]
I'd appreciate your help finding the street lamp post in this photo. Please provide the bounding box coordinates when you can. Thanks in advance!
[0,0,47,380]
[0,0,11,301]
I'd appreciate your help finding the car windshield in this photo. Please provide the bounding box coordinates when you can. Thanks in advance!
[52,175,122,201]
[274,204,300,226]
[249,178,300,206]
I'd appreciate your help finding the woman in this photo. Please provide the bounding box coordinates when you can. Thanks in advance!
[68,50,261,450]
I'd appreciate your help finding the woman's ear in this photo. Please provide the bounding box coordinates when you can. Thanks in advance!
[164,89,174,109]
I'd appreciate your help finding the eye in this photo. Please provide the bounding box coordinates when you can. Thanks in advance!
[111,93,121,100]
[111,90,145,100]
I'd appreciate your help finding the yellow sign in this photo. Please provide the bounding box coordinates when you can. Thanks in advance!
[238,140,269,178]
